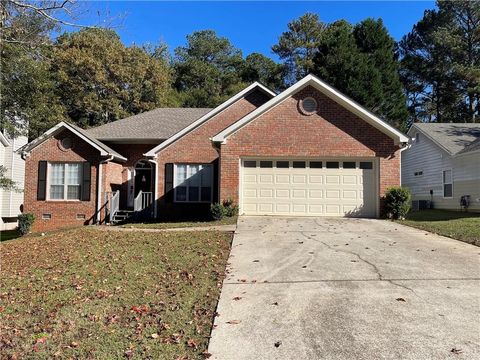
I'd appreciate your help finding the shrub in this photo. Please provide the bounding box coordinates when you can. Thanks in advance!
[18,213,35,236]
[210,203,227,220]
[384,187,411,220]
[222,198,239,217]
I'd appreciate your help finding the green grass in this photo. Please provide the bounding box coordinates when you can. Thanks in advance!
[399,209,480,245]
[0,229,19,242]
[123,216,238,229]
[0,228,232,359]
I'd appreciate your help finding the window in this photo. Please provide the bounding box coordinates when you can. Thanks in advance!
[42,213,52,220]
[360,162,373,170]
[292,161,306,168]
[310,161,322,168]
[260,161,273,168]
[443,170,453,198]
[276,161,289,168]
[48,163,82,200]
[326,161,339,169]
[415,132,420,144]
[343,162,356,169]
[414,171,423,177]
[174,164,213,203]
[244,161,256,168]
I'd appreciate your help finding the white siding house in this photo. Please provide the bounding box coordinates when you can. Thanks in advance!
[1,131,27,230]
[402,123,480,212]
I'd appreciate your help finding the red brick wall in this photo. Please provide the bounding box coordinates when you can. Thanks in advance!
[24,129,101,232]
[154,89,272,217]
[219,86,401,215]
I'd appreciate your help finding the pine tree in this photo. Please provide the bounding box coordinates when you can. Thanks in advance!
[313,19,408,130]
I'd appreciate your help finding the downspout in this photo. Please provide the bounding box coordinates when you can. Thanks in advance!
[96,156,114,224]
[148,157,158,219]
[398,141,411,187]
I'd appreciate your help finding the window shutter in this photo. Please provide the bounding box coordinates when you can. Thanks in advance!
[213,160,219,203]
[81,162,91,201]
[165,163,174,203]
[37,161,47,200]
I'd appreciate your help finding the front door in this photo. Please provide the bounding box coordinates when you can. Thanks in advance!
[134,168,152,197]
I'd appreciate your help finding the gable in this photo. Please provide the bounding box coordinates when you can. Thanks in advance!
[213,74,408,145]
[20,122,126,162]
[224,85,398,157]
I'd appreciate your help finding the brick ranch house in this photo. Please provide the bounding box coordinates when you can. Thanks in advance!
[20,74,409,231]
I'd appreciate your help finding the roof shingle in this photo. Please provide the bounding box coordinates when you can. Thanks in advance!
[86,108,212,141]
[412,123,480,155]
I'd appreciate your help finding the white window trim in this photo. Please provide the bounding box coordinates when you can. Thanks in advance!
[442,168,453,199]
[47,162,82,201]
[173,163,213,203]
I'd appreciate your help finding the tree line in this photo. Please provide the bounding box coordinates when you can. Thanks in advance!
[1,0,478,141]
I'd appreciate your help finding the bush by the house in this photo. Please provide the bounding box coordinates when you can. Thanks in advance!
[17,213,35,236]
[222,198,239,217]
[210,199,239,220]
[384,187,411,220]
[210,203,227,220]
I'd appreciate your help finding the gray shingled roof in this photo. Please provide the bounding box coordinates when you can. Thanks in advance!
[69,123,127,160]
[412,123,480,155]
[86,108,212,140]
[458,137,480,154]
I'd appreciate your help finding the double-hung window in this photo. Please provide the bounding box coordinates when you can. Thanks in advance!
[174,164,213,203]
[442,169,453,198]
[49,163,82,200]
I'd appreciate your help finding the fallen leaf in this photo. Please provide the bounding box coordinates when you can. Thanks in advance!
[451,348,462,354]
[226,320,241,324]
[124,349,134,358]
[272,302,279,306]
[70,341,79,348]
[232,297,242,301]
[187,338,198,349]
[151,333,159,339]
[35,337,47,344]
[274,341,282,347]
[396,298,406,302]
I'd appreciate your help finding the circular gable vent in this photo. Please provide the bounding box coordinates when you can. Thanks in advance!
[59,137,73,151]
[299,97,318,115]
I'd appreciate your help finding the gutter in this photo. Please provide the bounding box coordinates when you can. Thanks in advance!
[96,155,114,223]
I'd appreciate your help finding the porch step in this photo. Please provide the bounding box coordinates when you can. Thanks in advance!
[111,210,133,224]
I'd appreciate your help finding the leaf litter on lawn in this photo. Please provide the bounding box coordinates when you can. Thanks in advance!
[0,228,232,359]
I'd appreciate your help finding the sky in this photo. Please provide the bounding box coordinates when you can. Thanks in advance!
[74,1,436,59]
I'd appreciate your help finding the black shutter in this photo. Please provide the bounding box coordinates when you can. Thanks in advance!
[37,161,47,200]
[213,160,219,203]
[81,162,91,201]
[165,163,174,203]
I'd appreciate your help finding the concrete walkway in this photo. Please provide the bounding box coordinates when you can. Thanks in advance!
[208,216,480,360]
[93,224,236,233]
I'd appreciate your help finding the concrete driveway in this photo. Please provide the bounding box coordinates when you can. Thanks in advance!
[208,217,480,360]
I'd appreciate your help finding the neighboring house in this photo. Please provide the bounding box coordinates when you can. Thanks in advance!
[402,123,480,212]
[1,130,27,230]
[20,74,409,232]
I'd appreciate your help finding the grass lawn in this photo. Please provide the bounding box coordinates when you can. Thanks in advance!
[399,209,480,245]
[0,229,19,242]
[0,228,232,359]
[123,216,238,230]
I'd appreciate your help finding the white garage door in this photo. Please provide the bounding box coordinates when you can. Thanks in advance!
[241,159,377,217]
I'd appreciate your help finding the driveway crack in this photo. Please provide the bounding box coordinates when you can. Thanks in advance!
[300,232,420,297]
